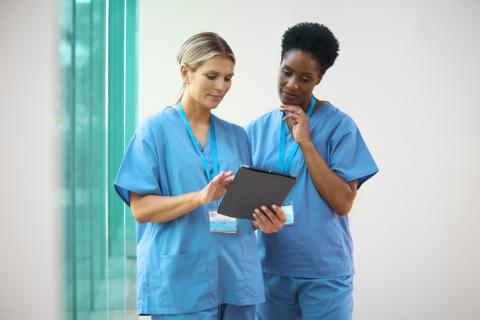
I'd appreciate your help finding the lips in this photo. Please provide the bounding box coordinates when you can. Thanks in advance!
[209,94,224,101]
[281,90,299,99]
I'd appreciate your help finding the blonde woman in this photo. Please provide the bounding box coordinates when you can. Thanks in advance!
[114,32,285,319]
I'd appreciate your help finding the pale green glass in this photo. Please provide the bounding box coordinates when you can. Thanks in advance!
[61,0,138,319]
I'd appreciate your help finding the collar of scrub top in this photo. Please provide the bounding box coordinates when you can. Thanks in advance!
[177,103,219,182]
[279,96,316,173]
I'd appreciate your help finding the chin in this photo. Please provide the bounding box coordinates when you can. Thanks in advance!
[279,95,299,106]
[208,99,223,109]
[203,103,219,110]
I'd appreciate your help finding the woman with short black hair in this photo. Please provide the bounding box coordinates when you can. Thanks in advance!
[247,22,378,319]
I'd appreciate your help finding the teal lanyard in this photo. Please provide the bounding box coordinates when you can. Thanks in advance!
[279,97,316,173]
[177,103,219,181]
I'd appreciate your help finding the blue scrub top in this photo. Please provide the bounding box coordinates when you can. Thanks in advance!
[246,101,378,278]
[114,107,264,315]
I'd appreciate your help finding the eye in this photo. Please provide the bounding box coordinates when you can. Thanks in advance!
[301,77,311,82]
[206,74,216,80]
[224,76,232,82]
[282,68,292,76]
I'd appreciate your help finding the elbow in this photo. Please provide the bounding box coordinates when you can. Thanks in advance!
[133,213,147,224]
[130,204,148,223]
[131,209,146,223]
[334,204,352,217]
[334,194,356,216]
[335,205,352,216]
[129,192,151,223]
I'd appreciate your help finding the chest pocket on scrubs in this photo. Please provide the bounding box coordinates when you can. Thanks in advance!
[147,250,213,310]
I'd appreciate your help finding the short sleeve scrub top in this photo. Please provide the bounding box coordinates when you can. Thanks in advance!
[114,106,264,315]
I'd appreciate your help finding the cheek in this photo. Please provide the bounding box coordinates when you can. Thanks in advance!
[301,82,315,93]
[190,77,205,94]
[197,80,211,94]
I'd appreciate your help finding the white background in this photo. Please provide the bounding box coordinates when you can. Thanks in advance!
[139,0,480,319]
[0,1,60,319]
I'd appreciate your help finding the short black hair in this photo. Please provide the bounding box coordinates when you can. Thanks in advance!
[281,22,339,74]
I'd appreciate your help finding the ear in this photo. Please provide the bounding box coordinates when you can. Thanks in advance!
[316,72,324,85]
[180,64,190,84]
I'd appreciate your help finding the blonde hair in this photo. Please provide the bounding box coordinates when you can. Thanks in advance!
[175,32,235,103]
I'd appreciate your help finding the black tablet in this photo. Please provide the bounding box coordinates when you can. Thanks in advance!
[217,165,297,220]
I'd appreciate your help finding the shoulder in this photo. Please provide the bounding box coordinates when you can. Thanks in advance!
[319,101,357,134]
[135,107,177,144]
[247,109,280,132]
[136,106,177,140]
[213,115,248,140]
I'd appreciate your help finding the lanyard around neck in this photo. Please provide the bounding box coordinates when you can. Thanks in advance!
[177,103,218,182]
[278,96,316,173]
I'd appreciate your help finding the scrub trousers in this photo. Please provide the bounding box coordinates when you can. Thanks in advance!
[151,304,255,320]
[256,272,353,320]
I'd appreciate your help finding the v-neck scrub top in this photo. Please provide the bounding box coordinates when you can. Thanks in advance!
[246,101,378,278]
[114,107,264,315]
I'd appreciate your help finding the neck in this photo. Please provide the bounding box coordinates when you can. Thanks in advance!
[180,94,211,125]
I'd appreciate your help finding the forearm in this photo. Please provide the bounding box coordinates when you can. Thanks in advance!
[299,141,357,215]
[130,191,203,223]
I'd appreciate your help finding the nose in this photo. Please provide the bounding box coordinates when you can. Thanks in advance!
[285,77,299,91]
[214,78,229,92]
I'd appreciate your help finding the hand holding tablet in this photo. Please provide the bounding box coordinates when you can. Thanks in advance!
[218,165,297,221]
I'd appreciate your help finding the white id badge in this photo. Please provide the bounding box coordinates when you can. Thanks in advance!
[208,208,237,233]
[282,204,294,225]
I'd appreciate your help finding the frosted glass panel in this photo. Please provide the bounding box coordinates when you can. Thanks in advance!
[60,0,138,318]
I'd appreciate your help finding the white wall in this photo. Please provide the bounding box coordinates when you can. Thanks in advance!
[139,0,480,319]
[0,1,61,319]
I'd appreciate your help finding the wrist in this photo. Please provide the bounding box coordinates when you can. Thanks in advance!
[298,139,314,150]
[193,191,206,207]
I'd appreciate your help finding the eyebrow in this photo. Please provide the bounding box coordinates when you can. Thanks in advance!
[281,65,313,77]
[205,70,234,77]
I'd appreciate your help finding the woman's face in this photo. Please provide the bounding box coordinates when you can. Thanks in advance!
[278,50,322,108]
[183,55,234,110]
